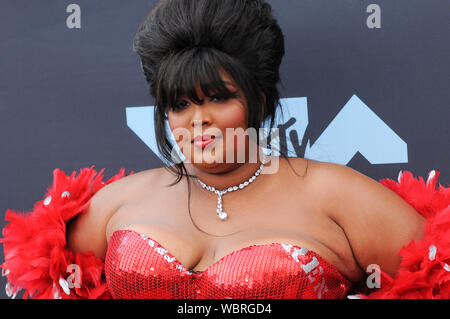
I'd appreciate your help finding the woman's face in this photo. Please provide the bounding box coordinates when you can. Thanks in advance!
[167,70,253,173]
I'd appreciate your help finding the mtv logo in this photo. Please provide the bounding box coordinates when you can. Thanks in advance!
[125,94,407,166]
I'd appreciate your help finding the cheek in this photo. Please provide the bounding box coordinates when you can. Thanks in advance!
[167,114,184,132]
[168,114,192,145]
[217,105,247,129]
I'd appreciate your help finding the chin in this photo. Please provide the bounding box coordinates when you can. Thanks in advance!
[189,159,238,174]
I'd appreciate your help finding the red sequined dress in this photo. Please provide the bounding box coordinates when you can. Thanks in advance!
[1,166,449,299]
[105,229,350,299]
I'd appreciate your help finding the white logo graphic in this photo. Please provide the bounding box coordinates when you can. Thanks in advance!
[125,94,407,166]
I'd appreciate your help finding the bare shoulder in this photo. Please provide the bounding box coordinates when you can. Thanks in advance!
[99,166,170,204]
[303,159,417,218]
[306,160,426,277]
[67,166,165,259]
[282,158,340,198]
[280,156,309,179]
[90,166,166,210]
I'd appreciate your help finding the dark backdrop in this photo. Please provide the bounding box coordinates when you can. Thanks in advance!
[0,0,449,299]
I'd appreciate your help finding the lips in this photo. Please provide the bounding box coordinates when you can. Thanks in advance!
[193,135,217,149]
[193,134,215,143]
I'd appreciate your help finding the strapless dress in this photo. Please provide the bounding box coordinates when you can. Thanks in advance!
[104,229,352,299]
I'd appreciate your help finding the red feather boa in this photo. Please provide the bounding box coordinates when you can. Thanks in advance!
[361,170,450,299]
[0,166,132,299]
[1,167,449,299]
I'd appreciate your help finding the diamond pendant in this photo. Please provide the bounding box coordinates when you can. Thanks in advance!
[216,193,228,221]
[197,156,267,222]
[218,211,228,221]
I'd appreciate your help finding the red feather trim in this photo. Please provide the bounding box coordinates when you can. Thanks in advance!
[357,170,450,299]
[0,166,133,299]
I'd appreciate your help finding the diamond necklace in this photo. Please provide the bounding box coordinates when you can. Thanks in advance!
[195,156,267,221]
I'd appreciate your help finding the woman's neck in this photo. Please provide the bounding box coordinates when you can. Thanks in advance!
[184,151,271,191]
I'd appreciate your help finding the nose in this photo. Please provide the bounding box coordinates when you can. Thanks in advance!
[190,104,211,129]
[192,119,208,129]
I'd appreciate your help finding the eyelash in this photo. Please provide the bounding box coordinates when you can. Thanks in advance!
[169,93,239,112]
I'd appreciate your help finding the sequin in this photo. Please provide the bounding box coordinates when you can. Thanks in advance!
[59,278,71,295]
[429,245,437,261]
[398,170,403,182]
[43,196,52,206]
[5,281,19,299]
[347,294,363,299]
[427,170,436,185]
[1,268,9,277]
[61,191,71,198]
[105,229,352,299]
[5,282,13,297]
[53,283,62,299]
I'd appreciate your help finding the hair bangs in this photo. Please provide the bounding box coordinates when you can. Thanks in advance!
[157,48,238,112]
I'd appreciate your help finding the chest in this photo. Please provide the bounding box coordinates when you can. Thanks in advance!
[106,166,363,283]
[104,229,352,299]
[109,171,320,237]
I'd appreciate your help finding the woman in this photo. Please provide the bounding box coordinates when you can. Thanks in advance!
[1,0,449,299]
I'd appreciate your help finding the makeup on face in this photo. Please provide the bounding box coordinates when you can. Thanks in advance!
[193,136,216,149]
[167,71,249,165]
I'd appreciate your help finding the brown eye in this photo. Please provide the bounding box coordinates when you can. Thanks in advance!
[210,95,227,102]
[210,92,239,103]
[170,100,190,112]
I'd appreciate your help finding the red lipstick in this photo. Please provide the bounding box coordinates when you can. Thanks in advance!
[193,135,216,149]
